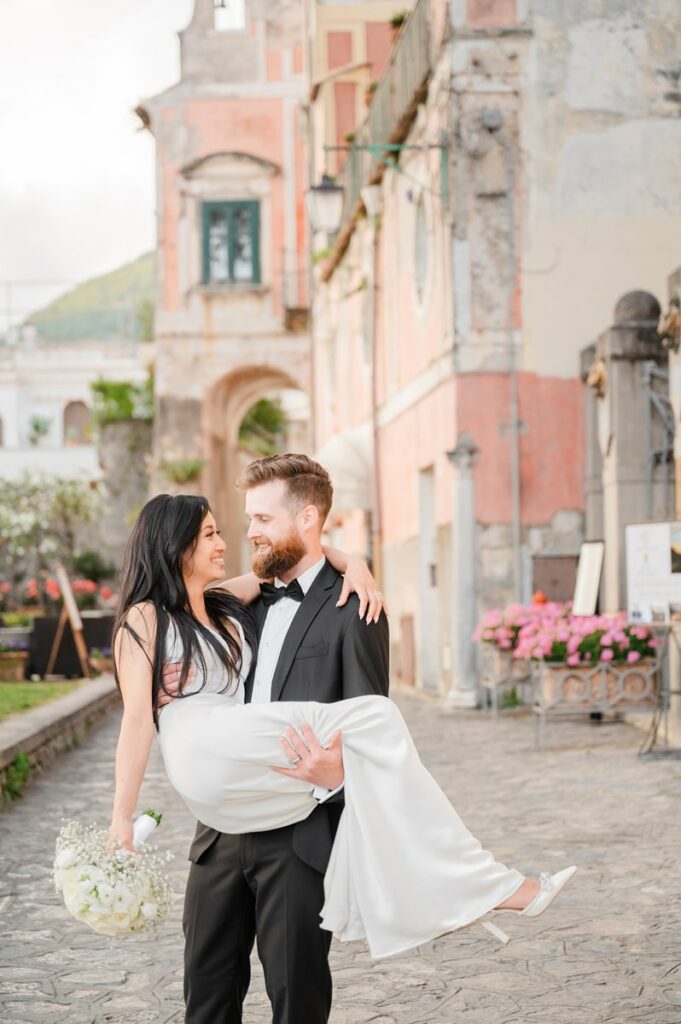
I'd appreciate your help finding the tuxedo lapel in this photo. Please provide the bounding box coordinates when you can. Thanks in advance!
[244,598,268,703]
[270,560,339,702]
[253,599,268,638]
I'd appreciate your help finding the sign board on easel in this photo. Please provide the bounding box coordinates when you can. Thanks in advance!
[45,561,92,678]
[626,521,681,624]
[572,541,605,616]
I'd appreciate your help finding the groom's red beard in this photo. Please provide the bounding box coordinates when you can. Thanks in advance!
[251,533,307,579]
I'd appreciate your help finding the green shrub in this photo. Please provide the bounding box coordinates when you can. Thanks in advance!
[3,751,30,800]
[74,551,116,583]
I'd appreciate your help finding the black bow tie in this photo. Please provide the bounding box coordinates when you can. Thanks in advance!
[260,579,305,607]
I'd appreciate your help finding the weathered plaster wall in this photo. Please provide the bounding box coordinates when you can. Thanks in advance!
[522,1,681,378]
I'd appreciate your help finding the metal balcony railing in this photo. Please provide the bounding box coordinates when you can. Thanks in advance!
[337,0,432,229]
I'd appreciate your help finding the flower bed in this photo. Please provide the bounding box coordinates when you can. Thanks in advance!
[474,599,661,722]
[474,599,657,667]
[2,577,118,614]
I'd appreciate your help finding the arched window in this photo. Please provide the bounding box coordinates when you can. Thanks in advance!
[63,401,92,446]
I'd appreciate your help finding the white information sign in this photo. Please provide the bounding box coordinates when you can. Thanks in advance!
[625,521,681,624]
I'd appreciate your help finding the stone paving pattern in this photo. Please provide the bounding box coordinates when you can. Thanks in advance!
[1,692,680,1024]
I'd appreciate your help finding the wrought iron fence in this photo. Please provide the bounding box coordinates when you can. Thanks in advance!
[338,0,432,227]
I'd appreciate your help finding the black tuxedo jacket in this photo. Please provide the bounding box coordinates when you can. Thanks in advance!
[188,559,390,873]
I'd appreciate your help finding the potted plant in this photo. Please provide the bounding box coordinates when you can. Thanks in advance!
[475,602,660,712]
[89,647,113,675]
[0,641,29,682]
[72,579,99,611]
[364,81,379,107]
[18,578,45,615]
[390,10,408,43]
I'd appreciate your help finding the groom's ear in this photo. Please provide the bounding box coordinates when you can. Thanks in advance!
[298,503,320,533]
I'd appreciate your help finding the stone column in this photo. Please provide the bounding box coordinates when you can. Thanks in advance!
[447,433,479,708]
[595,291,667,612]
[661,265,681,746]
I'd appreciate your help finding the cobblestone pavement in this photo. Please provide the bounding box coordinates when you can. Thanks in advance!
[1,692,680,1024]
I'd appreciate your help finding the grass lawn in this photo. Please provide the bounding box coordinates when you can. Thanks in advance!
[0,681,85,723]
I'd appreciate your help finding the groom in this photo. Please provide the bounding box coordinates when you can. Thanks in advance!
[176,454,389,1024]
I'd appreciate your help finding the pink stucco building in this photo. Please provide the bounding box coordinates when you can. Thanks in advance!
[308,0,681,698]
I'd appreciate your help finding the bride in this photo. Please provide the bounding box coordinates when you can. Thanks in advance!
[109,493,576,959]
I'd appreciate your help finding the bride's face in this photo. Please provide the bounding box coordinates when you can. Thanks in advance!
[182,512,226,585]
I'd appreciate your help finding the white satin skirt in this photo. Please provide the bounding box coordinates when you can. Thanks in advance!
[158,693,524,958]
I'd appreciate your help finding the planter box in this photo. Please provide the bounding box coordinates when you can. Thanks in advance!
[0,652,29,682]
[535,659,658,712]
[90,657,113,675]
[479,646,533,713]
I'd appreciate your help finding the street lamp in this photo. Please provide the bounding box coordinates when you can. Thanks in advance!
[306,174,344,234]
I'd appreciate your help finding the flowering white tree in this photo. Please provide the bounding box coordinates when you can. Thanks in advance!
[0,474,101,601]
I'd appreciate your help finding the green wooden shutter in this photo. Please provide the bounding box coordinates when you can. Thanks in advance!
[201,199,260,285]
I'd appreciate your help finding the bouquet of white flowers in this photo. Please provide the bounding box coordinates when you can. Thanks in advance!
[53,810,173,936]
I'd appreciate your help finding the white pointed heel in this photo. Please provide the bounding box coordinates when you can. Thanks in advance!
[479,865,577,945]
[521,865,577,918]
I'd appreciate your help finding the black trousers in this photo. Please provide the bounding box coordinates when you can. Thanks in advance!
[183,825,333,1024]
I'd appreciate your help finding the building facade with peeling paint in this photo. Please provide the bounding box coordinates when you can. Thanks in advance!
[308,0,681,698]
[137,0,312,575]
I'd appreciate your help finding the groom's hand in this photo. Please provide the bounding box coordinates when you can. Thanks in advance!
[156,661,195,708]
[272,724,344,790]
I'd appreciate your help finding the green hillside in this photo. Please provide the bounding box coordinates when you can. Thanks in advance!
[26,252,155,342]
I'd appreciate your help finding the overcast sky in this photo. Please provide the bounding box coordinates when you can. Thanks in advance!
[0,0,195,327]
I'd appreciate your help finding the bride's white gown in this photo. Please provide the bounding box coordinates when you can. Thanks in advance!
[158,618,524,958]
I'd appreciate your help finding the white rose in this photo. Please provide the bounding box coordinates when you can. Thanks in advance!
[112,884,136,913]
[96,882,114,906]
[55,847,78,870]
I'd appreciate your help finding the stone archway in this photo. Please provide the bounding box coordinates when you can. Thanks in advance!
[203,365,310,577]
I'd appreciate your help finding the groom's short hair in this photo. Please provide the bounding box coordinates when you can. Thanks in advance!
[237,453,333,524]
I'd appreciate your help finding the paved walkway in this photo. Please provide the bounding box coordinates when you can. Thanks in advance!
[1,692,680,1024]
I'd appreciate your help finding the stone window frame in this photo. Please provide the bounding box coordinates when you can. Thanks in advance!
[179,152,279,297]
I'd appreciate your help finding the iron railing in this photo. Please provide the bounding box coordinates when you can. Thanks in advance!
[337,0,432,228]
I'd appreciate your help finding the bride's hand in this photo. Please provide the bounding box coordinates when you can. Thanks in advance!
[107,819,135,853]
[336,555,387,624]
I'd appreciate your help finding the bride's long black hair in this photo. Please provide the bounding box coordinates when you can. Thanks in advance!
[112,493,257,728]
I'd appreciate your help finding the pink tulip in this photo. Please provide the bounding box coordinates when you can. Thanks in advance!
[627,651,641,663]
[567,653,581,666]
[600,648,614,662]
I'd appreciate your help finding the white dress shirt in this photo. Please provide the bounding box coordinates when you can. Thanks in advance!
[252,556,342,802]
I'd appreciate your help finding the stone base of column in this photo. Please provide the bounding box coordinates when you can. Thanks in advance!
[446,688,479,709]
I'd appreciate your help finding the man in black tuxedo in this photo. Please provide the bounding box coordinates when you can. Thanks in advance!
[176,454,389,1024]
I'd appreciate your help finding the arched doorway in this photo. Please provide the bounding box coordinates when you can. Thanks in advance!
[63,401,92,445]
[203,366,311,576]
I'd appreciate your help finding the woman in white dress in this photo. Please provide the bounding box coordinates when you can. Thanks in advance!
[110,494,576,959]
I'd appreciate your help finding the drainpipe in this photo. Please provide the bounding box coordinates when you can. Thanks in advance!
[480,108,522,601]
[302,0,316,451]
[370,217,384,585]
